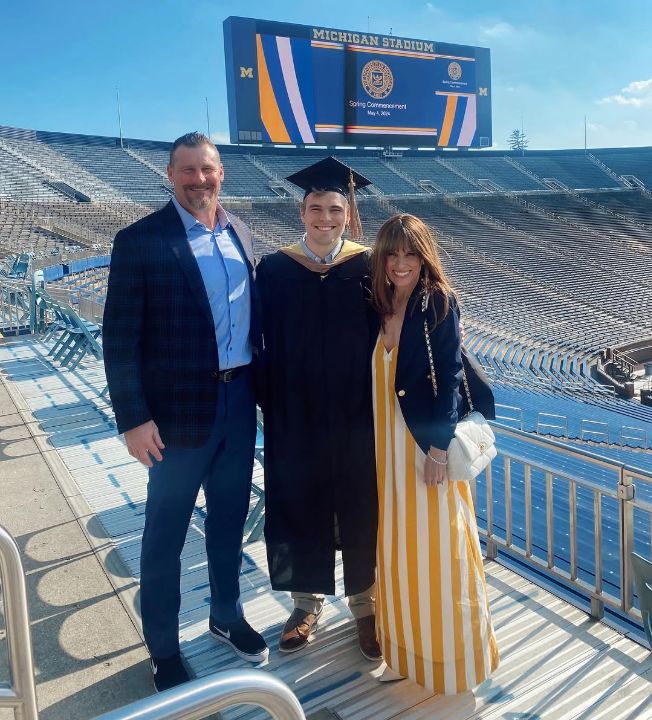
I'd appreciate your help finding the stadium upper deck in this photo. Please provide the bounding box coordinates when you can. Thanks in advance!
[1,123,652,202]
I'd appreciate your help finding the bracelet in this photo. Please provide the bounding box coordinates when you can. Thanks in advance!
[427,450,447,465]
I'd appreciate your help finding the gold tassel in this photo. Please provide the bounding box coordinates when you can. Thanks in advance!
[348,169,363,240]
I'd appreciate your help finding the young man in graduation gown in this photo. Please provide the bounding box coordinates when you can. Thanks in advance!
[256,158,381,660]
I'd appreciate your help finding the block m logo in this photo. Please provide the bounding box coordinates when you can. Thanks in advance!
[240,67,254,79]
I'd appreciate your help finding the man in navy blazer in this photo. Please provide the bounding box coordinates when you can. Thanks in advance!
[103,133,267,692]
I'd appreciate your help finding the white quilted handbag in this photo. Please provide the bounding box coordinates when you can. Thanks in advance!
[446,411,497,481]
[423,314,497,481]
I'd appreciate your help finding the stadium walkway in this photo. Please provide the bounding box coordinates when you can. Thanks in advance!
[0,354,151,719]
[1,334,652,719]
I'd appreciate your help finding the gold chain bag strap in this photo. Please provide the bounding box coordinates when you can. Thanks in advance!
[422,298,496,481]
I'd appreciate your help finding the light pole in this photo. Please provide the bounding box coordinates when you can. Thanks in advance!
[116,89,124,149]
[584,115,587,154]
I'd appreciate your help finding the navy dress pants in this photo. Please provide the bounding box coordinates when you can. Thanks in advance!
[139,370,256,658]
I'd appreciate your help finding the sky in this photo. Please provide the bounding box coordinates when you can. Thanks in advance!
[1,0,651,150]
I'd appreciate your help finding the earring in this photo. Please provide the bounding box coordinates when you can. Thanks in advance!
[385,273,392,286]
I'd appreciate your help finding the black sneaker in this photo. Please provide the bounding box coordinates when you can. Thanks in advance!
[209,616,269,663]
[150,652,190,693]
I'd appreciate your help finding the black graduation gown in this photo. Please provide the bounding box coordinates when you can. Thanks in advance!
[257,243,378,596]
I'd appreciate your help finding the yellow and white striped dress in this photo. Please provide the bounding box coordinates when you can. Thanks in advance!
[372,337,499,695]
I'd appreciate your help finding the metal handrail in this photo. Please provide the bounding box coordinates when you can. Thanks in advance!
[93,671,305,720]
[0,524,39,720]
[621,425,647,448]
[622,468,652,617]
[495,403,524,430]
[480,425,652,623]
[0,279,31,336]
[536,411,568,437]
[580,419,609,444]
[0,521,304,720]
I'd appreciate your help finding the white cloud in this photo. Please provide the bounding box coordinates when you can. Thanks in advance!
[424,2,449,21]
[599,78,652,107]
[480,21,514,38]
[494,81,535,95]
[579,119,652,148]
[587,122,607,134]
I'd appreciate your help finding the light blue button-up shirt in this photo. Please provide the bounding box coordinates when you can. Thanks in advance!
[172,198,252,370]
[299,233,343,264]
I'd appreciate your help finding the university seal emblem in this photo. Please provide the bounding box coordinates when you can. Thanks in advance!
[448,61,462,81]
[361,60,394,99]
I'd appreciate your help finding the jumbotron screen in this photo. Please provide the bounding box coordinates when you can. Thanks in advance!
[224,17,491,148]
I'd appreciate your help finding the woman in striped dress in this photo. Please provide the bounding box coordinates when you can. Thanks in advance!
[369,214,499,695]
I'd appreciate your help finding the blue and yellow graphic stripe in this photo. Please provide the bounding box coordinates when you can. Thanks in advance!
[257,34,315,144]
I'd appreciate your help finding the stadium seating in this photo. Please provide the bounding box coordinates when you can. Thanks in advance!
[1,124,651,470]
[255,154,318,180]
[42,142,170,204]
[515,155,621,189]
[0,146,66,201]
[393,156,479,192]
[446,156,543,191]
[595,148,652,189]
[0,136,131,202]
[589,189,652,224]
[134,146,281,198]
[335,155,418,194]
[220,155,280,197]
[36,288,103,370]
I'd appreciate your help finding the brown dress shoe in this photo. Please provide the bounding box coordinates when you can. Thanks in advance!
[357,615,382,660]
[279,607,322,653]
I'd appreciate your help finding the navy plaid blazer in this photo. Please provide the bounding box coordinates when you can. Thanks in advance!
[103,200,261,447]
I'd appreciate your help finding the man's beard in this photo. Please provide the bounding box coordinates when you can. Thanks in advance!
[183,185,216,209]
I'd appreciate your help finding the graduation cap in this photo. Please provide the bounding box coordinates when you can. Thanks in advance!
[286,156,371,240]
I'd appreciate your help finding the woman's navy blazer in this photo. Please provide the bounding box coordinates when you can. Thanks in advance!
[102,200,261,447]
[371,287,463,454]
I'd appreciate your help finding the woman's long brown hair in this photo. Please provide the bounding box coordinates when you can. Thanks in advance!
[370,213,456,325]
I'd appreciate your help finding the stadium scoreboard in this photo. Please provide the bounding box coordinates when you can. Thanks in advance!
[224,16,491,148]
